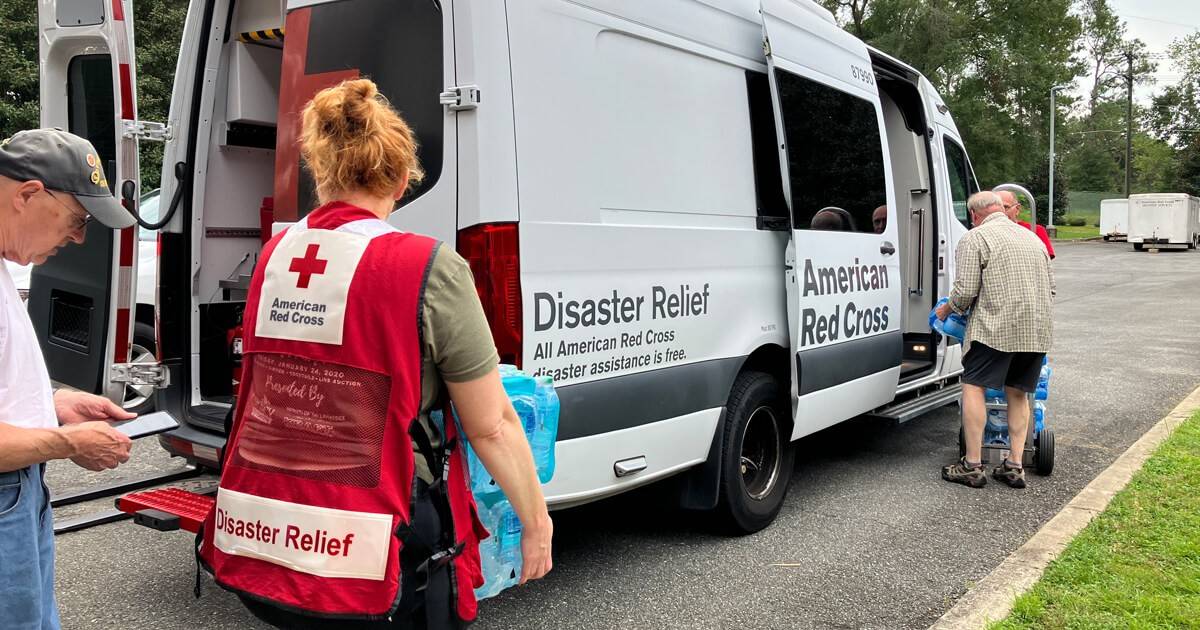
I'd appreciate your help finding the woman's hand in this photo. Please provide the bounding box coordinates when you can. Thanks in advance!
[519,512,554,584]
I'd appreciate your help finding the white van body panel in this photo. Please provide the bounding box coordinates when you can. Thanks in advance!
[1128,193,1200,248]
[1100,199,1128,239]
[506,0,790,486]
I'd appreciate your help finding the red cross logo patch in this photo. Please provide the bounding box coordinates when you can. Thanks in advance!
[289,243,329,289]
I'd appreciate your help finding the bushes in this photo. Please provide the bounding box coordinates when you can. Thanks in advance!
[1064,216,1088,227]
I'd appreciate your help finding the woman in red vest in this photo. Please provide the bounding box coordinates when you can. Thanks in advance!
[200,79,552,629]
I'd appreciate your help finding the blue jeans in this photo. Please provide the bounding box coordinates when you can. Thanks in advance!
[0,464,60,630]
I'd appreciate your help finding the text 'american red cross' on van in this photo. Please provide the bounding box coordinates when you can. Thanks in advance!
[34,0,985,534]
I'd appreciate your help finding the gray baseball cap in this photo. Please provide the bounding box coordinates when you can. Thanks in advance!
[0,128,136,229]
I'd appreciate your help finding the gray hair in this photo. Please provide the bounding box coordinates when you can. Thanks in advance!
[967,191,1003,215]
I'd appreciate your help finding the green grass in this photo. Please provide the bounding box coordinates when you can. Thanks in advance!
[1067,191,1124,220]
[989,411,1200,630]
[1052,225,1100,240]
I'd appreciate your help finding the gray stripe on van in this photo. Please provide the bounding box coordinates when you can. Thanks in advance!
[796,330,902,395]
[555,357,745,441]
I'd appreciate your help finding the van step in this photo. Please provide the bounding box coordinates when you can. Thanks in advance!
[116,487,216,534]
[868,382,961,424]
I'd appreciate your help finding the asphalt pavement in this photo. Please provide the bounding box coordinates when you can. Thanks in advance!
[47,241,1200,629]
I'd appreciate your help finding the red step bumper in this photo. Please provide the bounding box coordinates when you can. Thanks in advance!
[116,487,215,533]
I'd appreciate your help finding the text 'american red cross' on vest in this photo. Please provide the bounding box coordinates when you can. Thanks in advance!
[216,507,356,557]
[290,243,329,288]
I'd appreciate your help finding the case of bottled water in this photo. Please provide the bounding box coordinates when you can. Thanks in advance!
[441,365,559,600]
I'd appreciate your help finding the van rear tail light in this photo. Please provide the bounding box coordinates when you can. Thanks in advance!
[457,223,522,367]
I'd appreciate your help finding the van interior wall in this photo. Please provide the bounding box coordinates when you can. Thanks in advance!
[196,1,283,401]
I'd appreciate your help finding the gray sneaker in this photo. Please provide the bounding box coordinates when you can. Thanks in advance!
[992,462,1027,489]
[942,457,987,488]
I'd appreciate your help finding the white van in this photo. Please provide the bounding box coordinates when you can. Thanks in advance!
[1100,198,1128,241]
[33,0,983,532]
[1128,193,1200,251]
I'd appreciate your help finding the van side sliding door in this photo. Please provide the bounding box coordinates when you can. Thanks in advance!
[761,2,903,439]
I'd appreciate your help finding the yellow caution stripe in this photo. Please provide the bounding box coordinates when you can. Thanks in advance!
[236,28,284,44]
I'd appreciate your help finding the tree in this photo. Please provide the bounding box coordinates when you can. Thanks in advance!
[1078,0,1155,118]
[1149,33,1200,195]
[0,0,40,136]
[0,0,186,189]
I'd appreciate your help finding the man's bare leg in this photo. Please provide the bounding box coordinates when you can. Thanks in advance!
[1004,386,1030,467]
[962,384,986,464]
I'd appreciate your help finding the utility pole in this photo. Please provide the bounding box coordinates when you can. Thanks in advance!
[1125,49,1133,198]
[1048,85,1068,238]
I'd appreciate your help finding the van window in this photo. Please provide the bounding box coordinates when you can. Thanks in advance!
[943,138,976,228]
[746,72,788,222]
[774,70,886,233]
[296,0,443,214]
[67,55,116,195]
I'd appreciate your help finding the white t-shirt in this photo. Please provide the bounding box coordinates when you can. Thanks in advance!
[0,263,56,429]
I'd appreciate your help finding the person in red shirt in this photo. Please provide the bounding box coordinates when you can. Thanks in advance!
[996,190,1055,259]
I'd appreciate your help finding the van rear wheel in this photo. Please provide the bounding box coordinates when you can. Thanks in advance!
[714,370,794,535]
[123,322,157,415]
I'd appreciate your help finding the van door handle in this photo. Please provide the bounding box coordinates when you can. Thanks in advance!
[880,241,896,255]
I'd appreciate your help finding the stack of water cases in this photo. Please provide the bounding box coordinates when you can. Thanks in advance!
[434,365,559,600]
[983,357,1051,449]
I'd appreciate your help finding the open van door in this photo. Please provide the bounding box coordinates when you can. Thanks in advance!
[29,0,159,402]
[761,1,903,438]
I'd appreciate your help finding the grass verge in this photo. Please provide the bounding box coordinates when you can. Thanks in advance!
[1051,225,1100,240]
[989,411,1200,630]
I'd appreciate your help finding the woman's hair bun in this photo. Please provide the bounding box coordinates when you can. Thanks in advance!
[300,78,425,202]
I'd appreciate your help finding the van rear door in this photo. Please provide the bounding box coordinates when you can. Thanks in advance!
[761,1,903,438]
[273,0,456,245]
[30,0,147,401]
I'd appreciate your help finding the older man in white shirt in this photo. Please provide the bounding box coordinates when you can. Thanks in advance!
[0,129,140,630]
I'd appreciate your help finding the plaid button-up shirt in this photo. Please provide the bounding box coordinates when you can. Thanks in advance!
[949,212,1055,353]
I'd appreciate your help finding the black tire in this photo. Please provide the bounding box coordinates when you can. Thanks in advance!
[1103,235,1110,241]
[958,424,966,459]
[1134,243,1144,251]
[1035,429,1055,476]
[713,370,794,535]
[124,322,158,415]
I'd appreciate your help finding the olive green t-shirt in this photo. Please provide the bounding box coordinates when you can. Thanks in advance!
[413,245,500,482]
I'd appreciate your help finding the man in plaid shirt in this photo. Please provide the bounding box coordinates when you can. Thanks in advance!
[935,191,1055,489]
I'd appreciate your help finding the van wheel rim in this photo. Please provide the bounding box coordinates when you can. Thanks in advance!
[123,343,155,409]
[740,406,782,501]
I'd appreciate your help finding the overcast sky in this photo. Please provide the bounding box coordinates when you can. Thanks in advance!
[1096,0,1199,104]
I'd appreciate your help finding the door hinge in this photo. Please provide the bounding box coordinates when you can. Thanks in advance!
[439,85,481,112]
[111,362,171,389]
[122,120,173,143]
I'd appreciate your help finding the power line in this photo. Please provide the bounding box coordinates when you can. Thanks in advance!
[1118,13,1200,29]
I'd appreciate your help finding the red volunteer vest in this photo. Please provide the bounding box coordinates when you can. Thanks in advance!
[199,203,487,621]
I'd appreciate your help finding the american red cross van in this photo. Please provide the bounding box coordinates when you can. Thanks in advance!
[34,0,981,534]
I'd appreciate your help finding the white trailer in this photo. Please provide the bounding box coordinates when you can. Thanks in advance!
[1128,193,1200,251]
[1100,198,1128,241]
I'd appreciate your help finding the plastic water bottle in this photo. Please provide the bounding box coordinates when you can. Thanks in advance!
[474,500,505,600]
[984,387,1007,404]
[498,502,523,588]
[1034,401,1046,433]
[984,407,1009,444]
[532,376,559,484]
[929,298,968,341]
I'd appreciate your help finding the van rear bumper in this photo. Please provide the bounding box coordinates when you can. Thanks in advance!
[157,423,225,470]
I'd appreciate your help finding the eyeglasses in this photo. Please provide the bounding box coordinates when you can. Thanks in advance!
[44,189,92,231]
